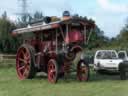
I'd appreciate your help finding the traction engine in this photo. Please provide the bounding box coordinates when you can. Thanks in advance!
[12,12,95,83]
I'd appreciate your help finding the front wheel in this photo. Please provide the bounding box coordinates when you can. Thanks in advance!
[48,59,59,83]
[77,60,89,81]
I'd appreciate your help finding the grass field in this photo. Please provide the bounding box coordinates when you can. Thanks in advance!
[0,67,127,96]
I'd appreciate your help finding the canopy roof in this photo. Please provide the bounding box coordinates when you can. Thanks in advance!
[12,17,95,35]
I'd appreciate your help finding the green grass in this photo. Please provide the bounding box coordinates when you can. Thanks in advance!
[0,67,128,96]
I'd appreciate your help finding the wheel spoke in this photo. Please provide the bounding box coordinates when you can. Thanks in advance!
[52,73,55,79]
[50,71,56,80]
[51,64,55,69]
[18,65,25,71]
[19,58,26,63]
[26,64,30,71]
[23,70,27,77]
[20,49,28,59]
[25,54,28,59]
[25,51,30,59]
[27,59,30,64]
[21,50,25,57]
[23,68,29,77]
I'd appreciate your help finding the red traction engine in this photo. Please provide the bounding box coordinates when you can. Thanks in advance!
[12,15,95,83]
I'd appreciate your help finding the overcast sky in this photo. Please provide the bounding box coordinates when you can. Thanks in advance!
[0,0,128,38]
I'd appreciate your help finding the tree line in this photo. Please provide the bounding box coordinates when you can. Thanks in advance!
[0,11,44,53]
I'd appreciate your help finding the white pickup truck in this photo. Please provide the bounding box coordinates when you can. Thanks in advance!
[94,50,128,80]
[94,50,123,72]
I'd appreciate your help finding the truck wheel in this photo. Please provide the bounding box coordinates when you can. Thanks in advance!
[120,69,126,80]
[16,44,36,80]
[48,59,59,83]
[77,60,89,81]
[119,63,127,80]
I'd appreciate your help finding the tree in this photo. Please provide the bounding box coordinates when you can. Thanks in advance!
[33,11,44,20]
[110,17,128,49]
[0,12,18,53]
[2,11,7,20]
[17,11,44,28]
[86,23,109,49]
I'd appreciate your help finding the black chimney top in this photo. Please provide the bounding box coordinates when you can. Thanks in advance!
[63,11,70,17]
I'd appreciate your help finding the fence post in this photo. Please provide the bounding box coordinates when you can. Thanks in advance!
[0,54,3,63]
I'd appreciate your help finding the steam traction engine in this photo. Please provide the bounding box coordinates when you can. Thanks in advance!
[12,13,95,83]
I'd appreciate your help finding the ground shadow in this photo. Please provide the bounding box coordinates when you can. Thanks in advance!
[89,70,128,82]
[34,69,128,83]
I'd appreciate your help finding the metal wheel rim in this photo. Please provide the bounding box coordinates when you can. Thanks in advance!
[77,62,88,81]
[16,47,31,80]
[48,60,57,83]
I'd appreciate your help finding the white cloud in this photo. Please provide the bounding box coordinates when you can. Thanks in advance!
[97,0,128,12]
[9,15,17,21]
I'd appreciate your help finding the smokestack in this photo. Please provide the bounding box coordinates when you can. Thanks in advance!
[62,11,71,20]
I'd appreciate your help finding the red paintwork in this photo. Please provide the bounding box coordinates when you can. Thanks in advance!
[48,59,57,83]
[51,23,60,28]
[77,61,89,81]
[16,47,30,80]
[11,32,17,37]
[65,29,84,44]
[70,45,83,52]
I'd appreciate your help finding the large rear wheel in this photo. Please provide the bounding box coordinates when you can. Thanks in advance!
[16,44,36,80]
[77,60,89,81]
